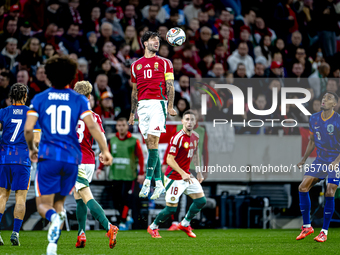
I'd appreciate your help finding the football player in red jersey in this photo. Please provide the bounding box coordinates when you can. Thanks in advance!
[129,31,177,200]
[73,81,118,249]
[147,110,206,238]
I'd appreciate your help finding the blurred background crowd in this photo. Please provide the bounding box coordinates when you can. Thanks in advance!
[0,0,339,132]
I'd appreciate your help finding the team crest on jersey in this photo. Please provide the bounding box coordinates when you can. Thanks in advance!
[154,62,159,70]
[137,64,142,70]
[171,197,176,201]
[327,124,334,135]
[184,142,189,149]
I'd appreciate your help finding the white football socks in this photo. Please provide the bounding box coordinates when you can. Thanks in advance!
[181,218,190,227]
[150,222,158,230]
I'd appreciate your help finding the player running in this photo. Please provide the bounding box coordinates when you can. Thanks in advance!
[73,81,119,249]
[24,56,113,255]
[129,31,177,200]
[0,83,40,246]
[296,91,340,242]
[147,110,206,238]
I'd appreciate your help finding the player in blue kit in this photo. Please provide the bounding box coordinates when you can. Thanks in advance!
[296,91,340,242]
[24,56,115,255]
[0,83,40,246]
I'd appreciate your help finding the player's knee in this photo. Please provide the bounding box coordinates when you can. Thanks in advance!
[14,203,25,214]
[166,206,177,214]
[194,197,207,209]
[298,183,309,193]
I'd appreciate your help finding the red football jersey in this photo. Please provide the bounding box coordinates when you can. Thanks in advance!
[130,55,174,100]
[165,129,200,180]
[77,111,105,164]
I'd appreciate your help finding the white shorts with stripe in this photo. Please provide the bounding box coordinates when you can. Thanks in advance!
[75,164,95,192]
[164,175,204,204]
[137,99,167,139]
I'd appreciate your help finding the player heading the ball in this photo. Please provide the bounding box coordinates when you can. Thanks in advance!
[129,31,177,200]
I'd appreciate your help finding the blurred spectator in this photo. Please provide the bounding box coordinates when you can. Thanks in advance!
[214,43,229,72]
[254,34,272,68]
[61,23,81,54]
[214,8,234,33]
[286,62,309,89]
[195,26,218,58]
[310,98,321,114]
[82,31,99,67]
[101,7,125,43]
[0,38,19,70]
[266,61,284,85]
[157,25,167,41]
[17,69,29,87]
[253,16,276,44]
[124,25,140,52]
[94,90,115,119]
[120,5,139,31]
[141,0,167,24]
[0,71,11,105]
[23,0,45,32]
[158,43,169,58]
[207,63,225,82]
[168,98,190,121]
[219,24,236,57]
[273,0,299,42]
[198,10,218,35]
[176,75,190,103]
[172,57,184,80]
[143,4,161,32]
[83,6,101,37]
[29,65,50,100]
[264,79,281,109]
[42,43,56,63]
[290,47,312,77]
[198,51,213,78]
[184,0,203,22]
[35,23,66,54]
[0,3,4,33]
[10,53,32,78]
[188,18,199,41]
[94,58,117,87]
[234,63,247,79]
[93,73,110,101]
[45,0,61,26]
[236,25,254,59]
[116,43,131,63]
[21,37,42,74]
[0,16,18,49]
[286,31,302,61]
[314,0,340,57]
[8,4,20,22]
[326,79,338,96]
[163,8,180,29]
[272,38,287,63]
[227,42,254,77]
[78,58,89,80]
[233,7,256,40]
[308,62,330,99]
[173,43,201,78]
[163,0,185,26]
[59,0,83,30]
[18,21,32,48]
[102,41,122,72]
[252,59,267,96]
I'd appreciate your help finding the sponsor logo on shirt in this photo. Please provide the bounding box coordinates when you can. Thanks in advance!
[145,64,151,68]
[137,64,142,70]
[13,109,23,115]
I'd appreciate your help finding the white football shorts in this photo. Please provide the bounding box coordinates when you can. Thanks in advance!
[137,99,167,139]
[75,164,95,192]
[164,175,204,204]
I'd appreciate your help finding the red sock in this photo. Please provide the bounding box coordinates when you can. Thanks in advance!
[122,206,129,220]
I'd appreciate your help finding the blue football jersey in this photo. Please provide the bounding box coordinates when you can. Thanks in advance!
[309,111,340,162]
[28,88,91,165]
[0,105,40,166]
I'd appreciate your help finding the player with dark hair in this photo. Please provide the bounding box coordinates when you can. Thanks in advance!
[296,91,340,242]
[73,81,119,248]
[0,83,40,246]
[147,110,206,238]
[129,31,177,200]
[24,56,115,255]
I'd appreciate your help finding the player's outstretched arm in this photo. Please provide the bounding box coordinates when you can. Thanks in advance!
[167,154,193,183]
[298,133,315,168]
[24,115,39,161]
[166,79,177,116]
[193,148,204,183]
[83,114,112,166]
[129,82,138,125]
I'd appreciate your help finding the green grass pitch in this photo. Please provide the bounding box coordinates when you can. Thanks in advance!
[0,229,339,254]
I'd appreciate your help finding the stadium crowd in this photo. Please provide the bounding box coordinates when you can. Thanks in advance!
[0,0,339,134]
